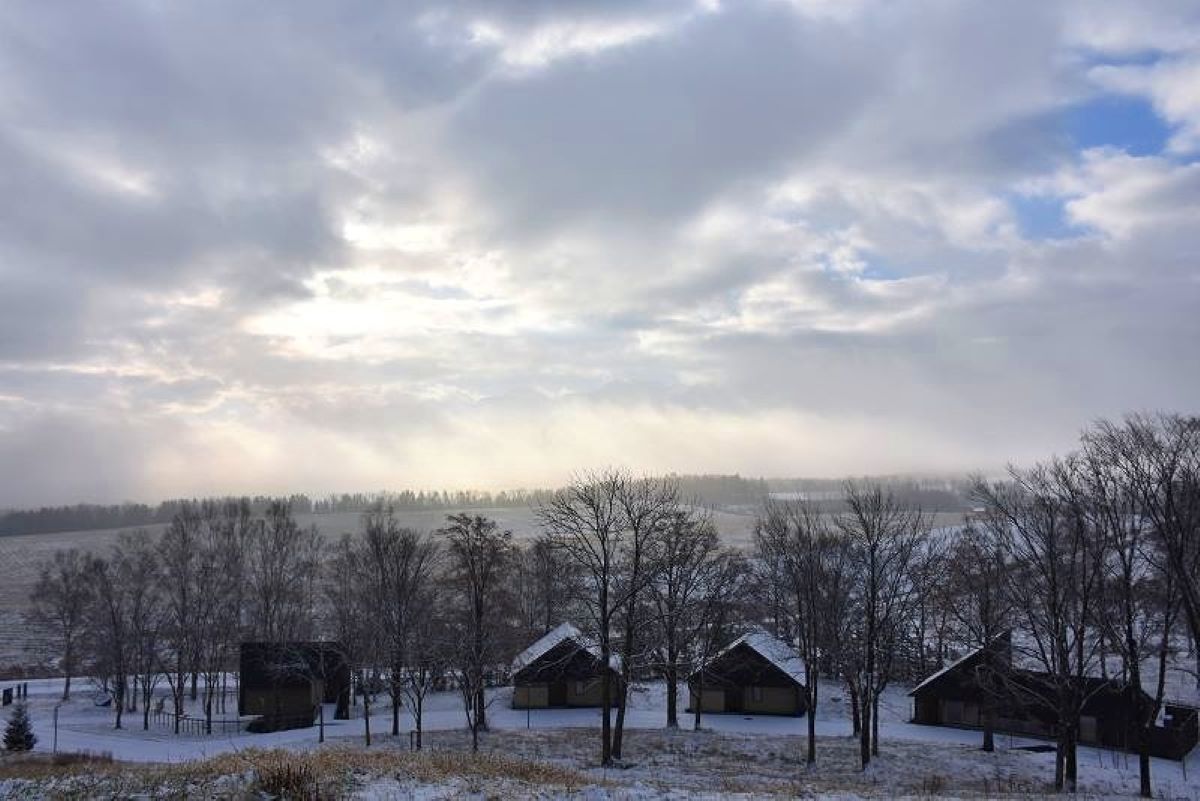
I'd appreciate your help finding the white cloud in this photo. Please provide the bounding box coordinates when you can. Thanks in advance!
[0,0,1197,504]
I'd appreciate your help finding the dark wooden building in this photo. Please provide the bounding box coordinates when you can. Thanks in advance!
[511,623,623,708]
[910,633,1198,759]
[688,630,807,716]
[239,641,351,731]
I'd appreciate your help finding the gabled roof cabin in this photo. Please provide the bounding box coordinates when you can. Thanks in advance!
[511,623,623,709]
[688,630,807,717]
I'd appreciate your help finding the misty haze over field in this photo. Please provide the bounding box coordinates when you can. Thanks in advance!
[1,1,1198,507]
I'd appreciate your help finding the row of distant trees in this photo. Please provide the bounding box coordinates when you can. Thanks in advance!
[24,413,1197,796]
[1,476,778,537]
[2,474,968,538]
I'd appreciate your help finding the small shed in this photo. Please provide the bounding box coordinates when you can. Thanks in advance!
[688,630,807,716]
[239,641,351,730]
[511,623,623,709]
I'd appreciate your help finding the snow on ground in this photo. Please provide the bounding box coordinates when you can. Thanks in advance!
[4,676,1200,798]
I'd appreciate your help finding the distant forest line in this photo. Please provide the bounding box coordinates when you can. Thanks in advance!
[0,473,973,537]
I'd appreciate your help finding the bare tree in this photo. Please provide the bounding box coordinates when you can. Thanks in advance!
[246,501,323,643]
[944,514,1013,752]
[515,535,579,639]
[974,459,1106,794]
[754,498,852,765]
[439,513,515,752]
[687,550,748,732]
[117,531,165,731]
[399,593,448,751]
[611,475,680,758]
[536,469,627,766]
[837,481,926,770]
[83,552,133,729]
[323,533,379,746]
[1080,428,1183,798]
[360,505,440,738]
[910,533,953,677]
[1098,415,1200,645]
[29,548,92,701]
[158,504,204,731]
[648,509,720,729]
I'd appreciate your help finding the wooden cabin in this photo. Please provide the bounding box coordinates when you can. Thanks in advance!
[511,623,623,709]
[239,641,351,730]
[909,633,1198,759]
[688,630,807,716]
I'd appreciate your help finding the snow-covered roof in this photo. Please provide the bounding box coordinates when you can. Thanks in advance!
[909,631,1200,709]
[510,622,621,674]
[715,629,807,685]
[910,639,995,696]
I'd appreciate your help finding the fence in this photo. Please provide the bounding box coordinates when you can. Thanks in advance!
[151,709,245,736]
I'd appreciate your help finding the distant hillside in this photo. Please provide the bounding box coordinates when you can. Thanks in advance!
[765,475,974,512]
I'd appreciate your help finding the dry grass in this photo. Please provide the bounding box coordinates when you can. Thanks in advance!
[0,744,593,799]
[0,750,115,780]
[0,730,1112,799]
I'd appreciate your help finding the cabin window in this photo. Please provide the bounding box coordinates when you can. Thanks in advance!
[751,686,763,702]
[575,681,588,696]
[944,700,963,724]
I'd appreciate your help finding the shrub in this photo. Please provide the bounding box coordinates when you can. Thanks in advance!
[3,703,37,752]
[253,755,322,800]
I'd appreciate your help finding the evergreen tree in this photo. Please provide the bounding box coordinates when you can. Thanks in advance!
[3,703,37,752]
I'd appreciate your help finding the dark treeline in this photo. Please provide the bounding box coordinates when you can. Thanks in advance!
[0,490,551,537]
[1,475,777,537]
[0,496,315,537]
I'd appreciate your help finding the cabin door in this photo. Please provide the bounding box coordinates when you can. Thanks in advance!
[549,681,568,707]
[727,687,744,713]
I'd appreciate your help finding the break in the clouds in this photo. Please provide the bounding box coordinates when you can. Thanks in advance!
[1,0,1198,506]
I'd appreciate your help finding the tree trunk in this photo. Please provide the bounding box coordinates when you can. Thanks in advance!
[871,692,880,757]
[415,697,423,750]
[613,679,628,759]
[363,674,372,747]
[849,683,861,735]
[114,683,125,730]
[475,684,487,732]
[981,674,995,752]
[1138,733,1151,798]
[665,663,678,729]
[601,634,613,765]
[806,680,817,765]
[1054,732,1065,791]
[62,670,72,702]
[1065,731,1078,793]
[391,693,400,737]
[859,690,871,769]
[693,671,703,731]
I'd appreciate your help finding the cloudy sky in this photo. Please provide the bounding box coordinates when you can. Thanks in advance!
[1,0,1198,506]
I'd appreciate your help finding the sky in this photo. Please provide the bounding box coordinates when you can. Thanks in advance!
[1,0,1198,507]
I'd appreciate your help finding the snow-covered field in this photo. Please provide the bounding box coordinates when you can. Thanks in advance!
[3,676,1198,798]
